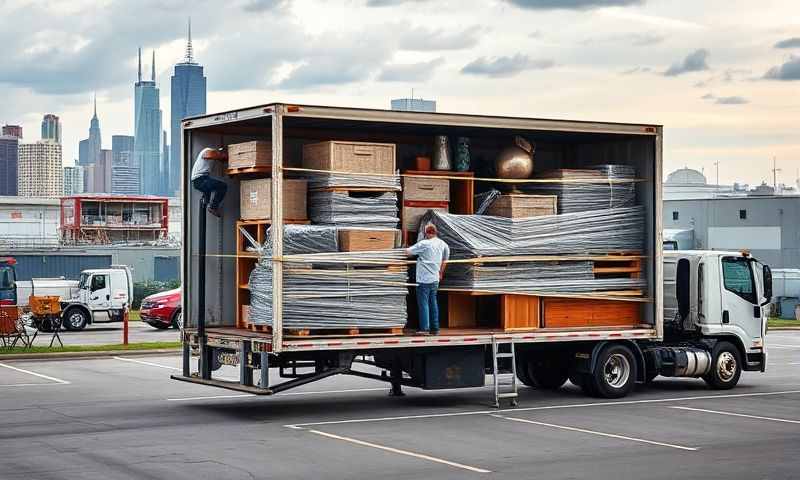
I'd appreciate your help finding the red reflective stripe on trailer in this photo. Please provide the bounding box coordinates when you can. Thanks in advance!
[296,343,314,348]
[609,333,623,337]
[356,341,372,345]
[522,335,536,339]
[567,333,581,337]
[384,340,401,344]
[462,337,479,342]
[588,333,602,337]
[544,335,559,340]
[411,339,427,343]
[327,342,343,347]
[436,339,451,343]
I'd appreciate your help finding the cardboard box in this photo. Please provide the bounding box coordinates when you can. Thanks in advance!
[228,141,272,169]
[403,176,450,202]
[486,194,557,218]
[338,228,398,252]
[402,201,449,232]
[302,141,395,175]
[239,179,307,220]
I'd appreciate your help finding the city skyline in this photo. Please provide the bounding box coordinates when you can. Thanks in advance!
[2,1,800,187]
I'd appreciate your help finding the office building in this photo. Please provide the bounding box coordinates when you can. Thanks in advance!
[63,165,85,195]
[78,96,102,166]
[112,135,139,195]
[0,135,19,196]
[18,141,63,197]
[41,114,62,143]
[390,98,436,112]
[2,125,23,139]
[134,48,164,196]
[170,19,207,197]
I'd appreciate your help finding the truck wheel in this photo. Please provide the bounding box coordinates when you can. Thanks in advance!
[527,356,569,389]
[515,356,535,387]
[703,341,741,390]
[589,344,637,399]
[64,308,89,331]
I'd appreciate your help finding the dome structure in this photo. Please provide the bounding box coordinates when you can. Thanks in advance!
[666,167,707,185]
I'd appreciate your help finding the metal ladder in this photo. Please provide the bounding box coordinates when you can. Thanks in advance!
[491,336,518,408]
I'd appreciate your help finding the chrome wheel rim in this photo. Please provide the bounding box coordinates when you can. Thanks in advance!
[717,351,737,382]
[175,312,183,330]
[69,312,84,329]
[604,353,631,389]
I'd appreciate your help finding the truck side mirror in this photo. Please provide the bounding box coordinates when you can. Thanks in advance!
[676,258,690,319]
[763,265,773,304]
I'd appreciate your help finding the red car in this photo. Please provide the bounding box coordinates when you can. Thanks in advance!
[139,288,182,329]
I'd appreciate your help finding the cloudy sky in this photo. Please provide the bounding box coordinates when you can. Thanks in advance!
[2,0,799,186]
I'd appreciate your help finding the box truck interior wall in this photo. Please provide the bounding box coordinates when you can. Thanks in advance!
[184,111,658,332]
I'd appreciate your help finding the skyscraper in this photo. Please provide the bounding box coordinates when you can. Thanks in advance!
[18,141,63,197]
[2,125,23,139]
[78,96,102,166]
[64,165,85,195]
[112,135,139,195]
[135,48,164,196]
[390,98,437,112]
[162,130,169,195]
[170,19,207,197]
[41,114,62,143]
[0,135,19,196]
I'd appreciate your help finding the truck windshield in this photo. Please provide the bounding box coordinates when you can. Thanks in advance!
[0,266,13,290]
[722,257,756,304]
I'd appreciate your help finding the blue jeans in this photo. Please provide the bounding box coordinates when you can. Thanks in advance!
[417,282,440,332]
[192,175,227,209]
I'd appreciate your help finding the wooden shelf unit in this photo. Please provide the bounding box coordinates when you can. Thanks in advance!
[235,218,311,329]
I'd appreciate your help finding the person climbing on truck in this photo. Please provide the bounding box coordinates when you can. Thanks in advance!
[407,223,450,336]
[191,147,228,217]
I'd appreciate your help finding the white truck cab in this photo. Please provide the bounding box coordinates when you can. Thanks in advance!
[663,250,771,381]
[62,265,134,331]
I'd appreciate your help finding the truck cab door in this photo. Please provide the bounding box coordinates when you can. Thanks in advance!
[719,256,761,344]
[89,274,111,310]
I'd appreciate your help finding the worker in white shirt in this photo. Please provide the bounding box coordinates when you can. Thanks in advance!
[191,147,228,217]
[406,223,450,335]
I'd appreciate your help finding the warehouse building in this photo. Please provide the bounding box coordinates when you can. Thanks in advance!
[665,194,800,268]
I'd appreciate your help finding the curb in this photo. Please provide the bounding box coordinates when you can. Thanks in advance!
[0,348,181,362]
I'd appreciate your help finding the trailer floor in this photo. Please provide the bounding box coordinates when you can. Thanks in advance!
[2,332,800,479]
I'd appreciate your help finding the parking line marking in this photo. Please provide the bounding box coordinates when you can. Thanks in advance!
[768,344,800,348]
[166,387,387,402]
[492,414,698,451]
[671,406,800,425]
[167,394,254,401]
[278,387,387,396]
[0,362,70,385]
[112,356,180,370]
[285,389,800,428]
[0,383,68,388]
[307,429,491,473]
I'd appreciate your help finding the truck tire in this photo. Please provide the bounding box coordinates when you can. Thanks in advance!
[64,308,89,331]
[515,356,535,387]
[527,355,569,389]
[703,341,742,390]
[588,344,637,398]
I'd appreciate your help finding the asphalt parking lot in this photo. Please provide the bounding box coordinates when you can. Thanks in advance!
[2,332,800,479]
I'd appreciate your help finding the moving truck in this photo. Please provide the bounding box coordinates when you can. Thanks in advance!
[173,104,770,403]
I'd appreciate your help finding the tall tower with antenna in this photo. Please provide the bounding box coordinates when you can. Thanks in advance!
[169,17,207,196]
[134,47,163,195]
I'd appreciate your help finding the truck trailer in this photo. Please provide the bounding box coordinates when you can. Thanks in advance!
[173,104,770,403]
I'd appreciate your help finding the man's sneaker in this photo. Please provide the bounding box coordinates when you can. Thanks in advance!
[430,330,440,336]
[415,330,430,336]
[208,207,222,217]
